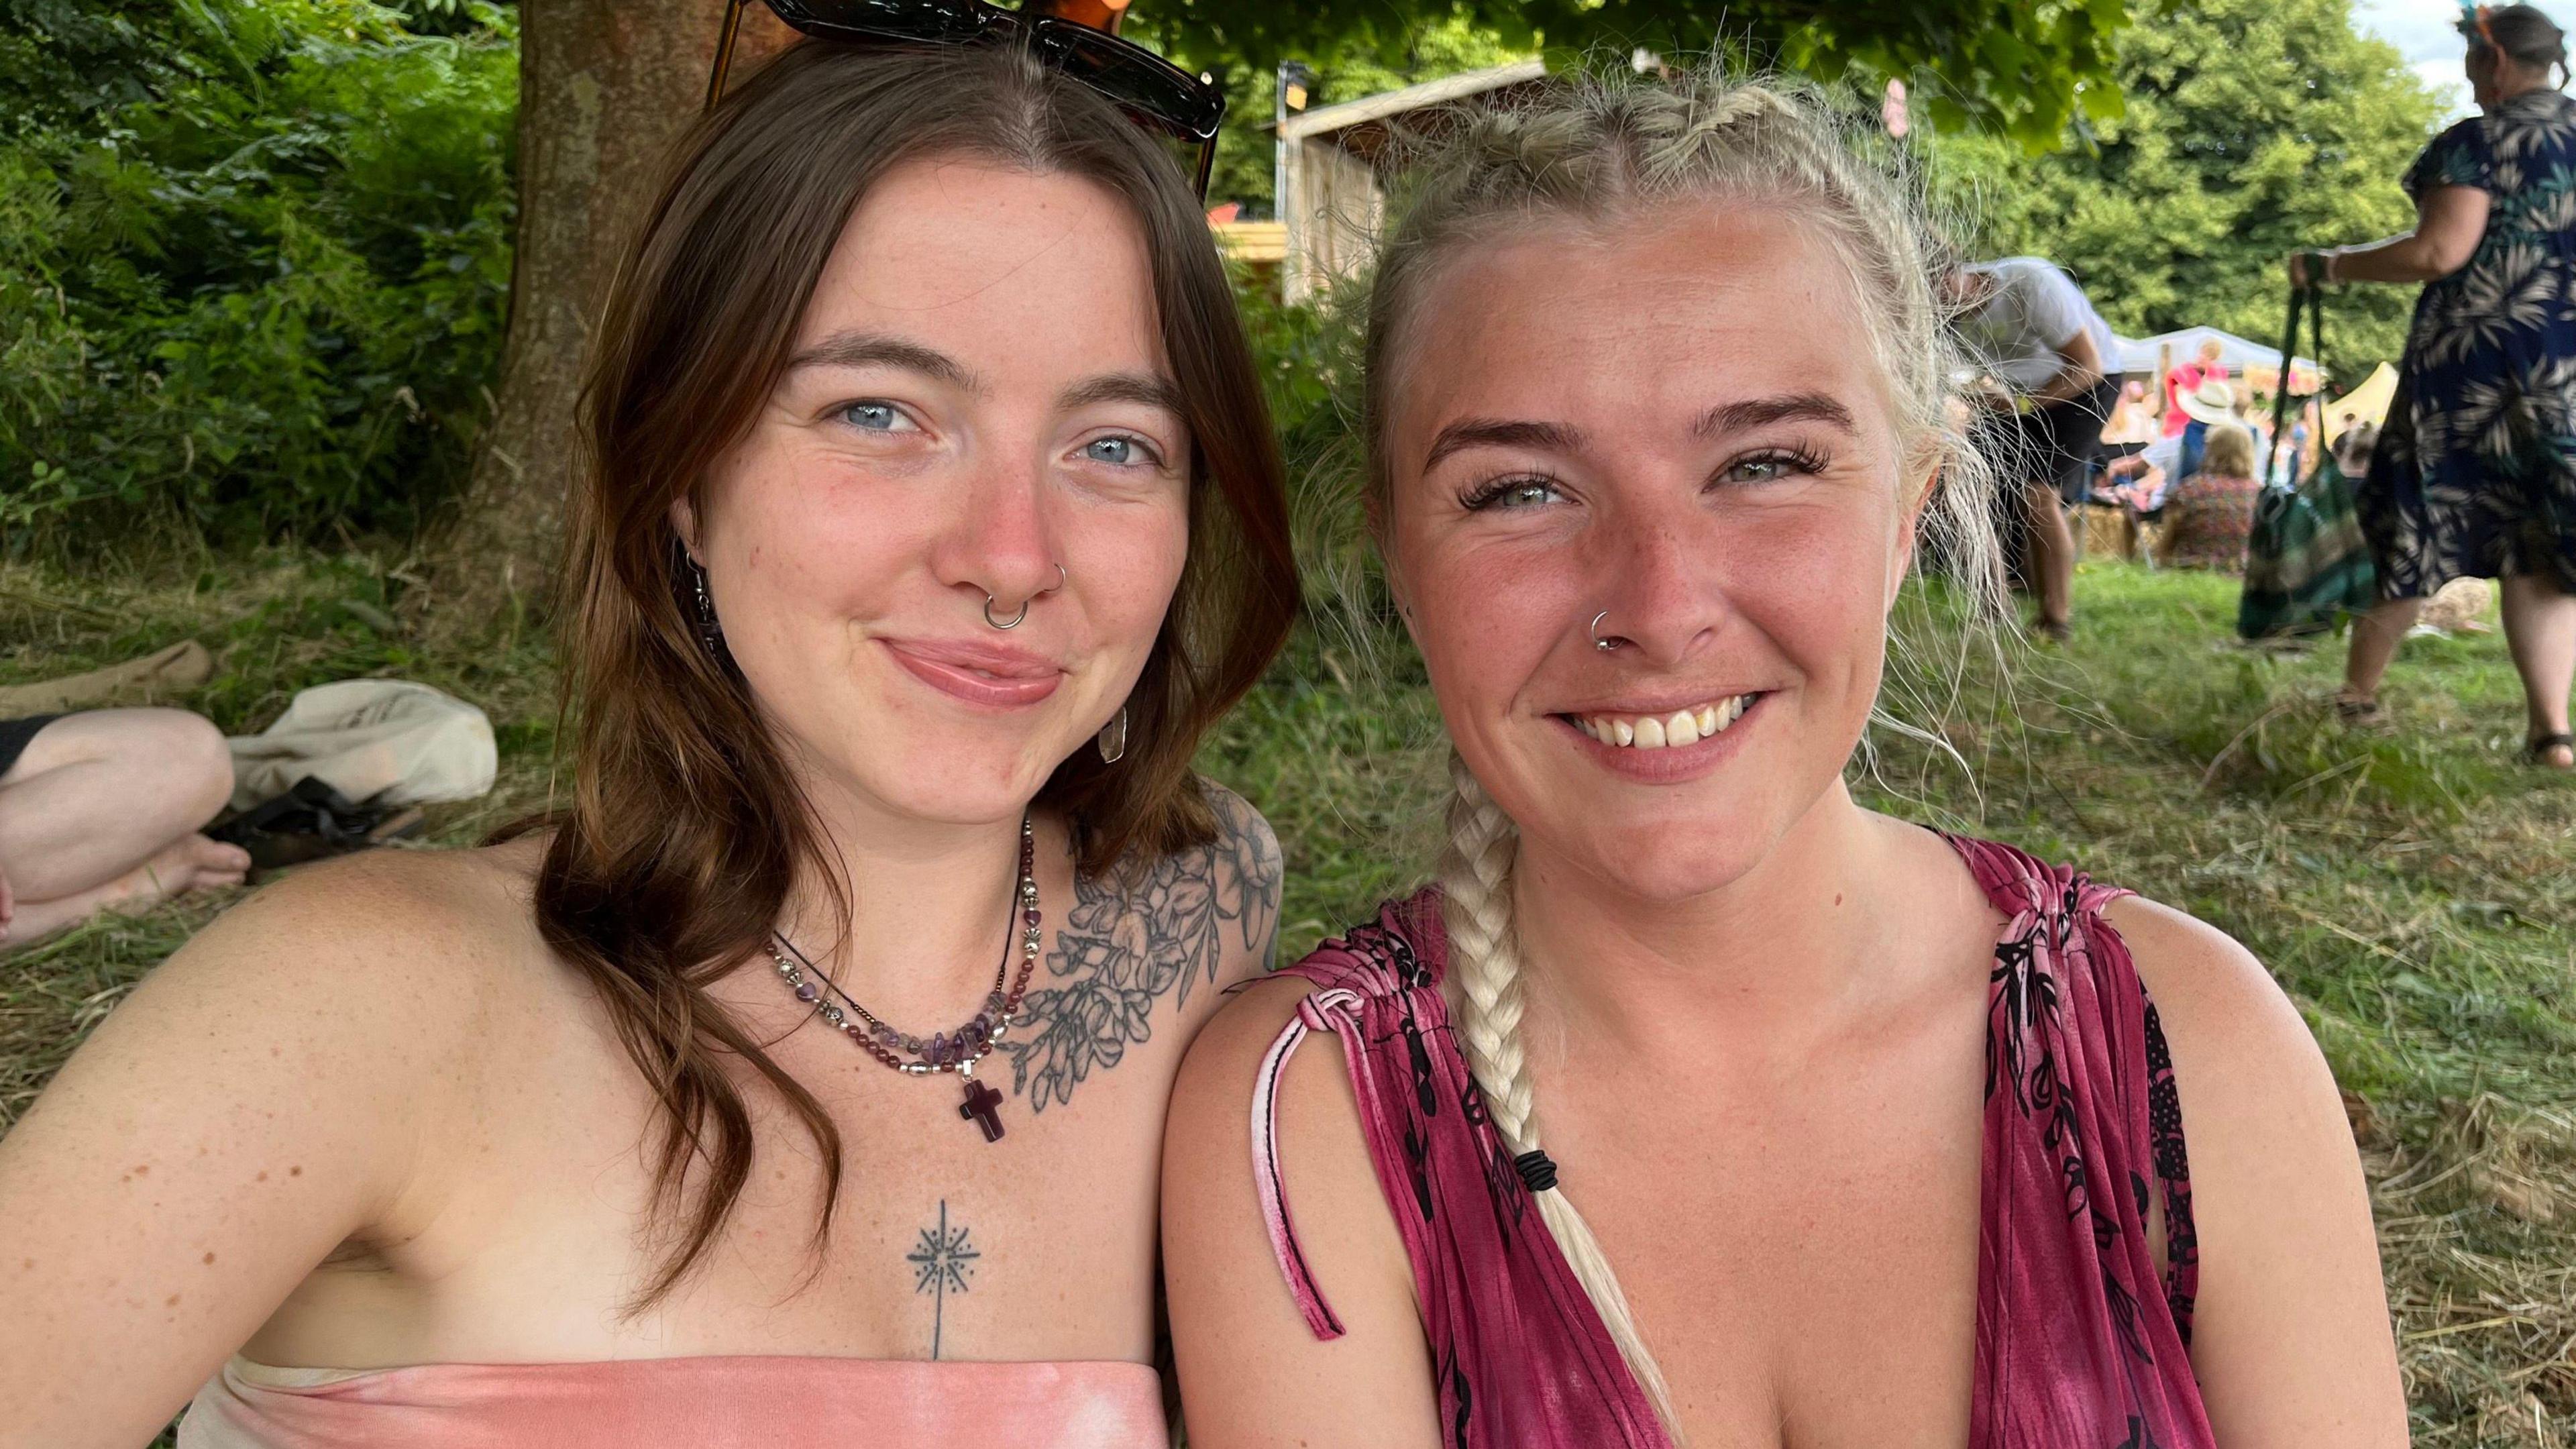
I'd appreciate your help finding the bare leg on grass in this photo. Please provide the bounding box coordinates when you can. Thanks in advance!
[0,709,249,949]
[2341,596,2426,714]
[2500,572,2576,765]
[2023,477,2078,633]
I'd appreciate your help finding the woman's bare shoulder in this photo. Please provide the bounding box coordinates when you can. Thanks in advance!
[2098,894,2320,1079]
[142,835,558,1061]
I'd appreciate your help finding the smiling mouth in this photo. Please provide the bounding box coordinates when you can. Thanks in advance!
[1560,692,1764,750]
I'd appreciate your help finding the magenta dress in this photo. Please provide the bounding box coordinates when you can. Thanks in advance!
[1251,834,2212,1447]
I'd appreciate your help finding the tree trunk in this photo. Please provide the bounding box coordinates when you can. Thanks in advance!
[430,0,792,630]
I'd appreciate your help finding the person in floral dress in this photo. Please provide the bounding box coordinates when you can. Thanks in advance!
[2295,3,2576,768]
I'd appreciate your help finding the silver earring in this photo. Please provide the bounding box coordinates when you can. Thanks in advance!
[690,558,725,656]
[1097,706,1128,765]
[1589,610,1623,653]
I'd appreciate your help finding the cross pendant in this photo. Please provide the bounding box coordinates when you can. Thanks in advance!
[959,1073,1005,1142]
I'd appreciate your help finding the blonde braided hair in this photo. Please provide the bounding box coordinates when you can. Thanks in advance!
[1362,64,2007,1439]
[1438,752,1679,1428]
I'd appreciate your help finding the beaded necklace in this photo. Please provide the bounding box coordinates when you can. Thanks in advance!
[768,813,1039,1142]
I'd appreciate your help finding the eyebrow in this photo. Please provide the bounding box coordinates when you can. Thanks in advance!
[1420,418,1588,472]
[786,330,977,389]
[1693,392,1858,438]
[1059,371,1187,418]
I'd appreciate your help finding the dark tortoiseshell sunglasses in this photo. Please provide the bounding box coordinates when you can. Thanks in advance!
[706,0,1225,197]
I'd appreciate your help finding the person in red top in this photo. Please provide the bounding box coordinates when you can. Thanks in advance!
[2161,337,2231,438]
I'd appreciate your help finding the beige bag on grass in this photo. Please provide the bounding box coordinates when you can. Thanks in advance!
[227,680,497,812]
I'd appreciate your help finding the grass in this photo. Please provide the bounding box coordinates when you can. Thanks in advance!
[3,545,2573,1444]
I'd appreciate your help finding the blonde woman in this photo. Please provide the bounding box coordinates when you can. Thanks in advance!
[2155,424,2263,573]
[1163,69,2406,1448]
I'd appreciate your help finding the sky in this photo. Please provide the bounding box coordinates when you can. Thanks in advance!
[2348,0,2571,119]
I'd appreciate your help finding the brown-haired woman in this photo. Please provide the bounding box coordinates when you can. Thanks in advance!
[0,38,1293,1449]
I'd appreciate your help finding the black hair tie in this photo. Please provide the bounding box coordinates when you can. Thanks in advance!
[1513,1149,1559,1194]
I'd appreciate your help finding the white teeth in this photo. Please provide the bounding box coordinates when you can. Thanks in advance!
[1576,694,1757,751]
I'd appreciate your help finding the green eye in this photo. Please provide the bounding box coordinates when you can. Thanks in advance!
[1721,448,1825,485]
[1466,478,1563,510]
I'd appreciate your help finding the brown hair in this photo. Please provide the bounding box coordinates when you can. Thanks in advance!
[531,39,1297,1306]
[2467,3,2569,85]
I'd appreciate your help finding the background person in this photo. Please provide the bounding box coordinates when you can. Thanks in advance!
[2156,423,2265,572]
[2292,2,2576,768]
[1949,253,2120,641]
[0,709,248,949]
[2171,373,2239,483]
[2161,336,2230,439]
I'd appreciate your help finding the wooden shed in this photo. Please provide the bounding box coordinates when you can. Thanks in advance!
[1275,59,1546,302]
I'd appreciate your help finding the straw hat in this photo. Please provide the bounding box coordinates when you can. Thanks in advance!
[2176,376,2237,425]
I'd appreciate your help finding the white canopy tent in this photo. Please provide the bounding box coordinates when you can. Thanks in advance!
[2110,325,2323,390]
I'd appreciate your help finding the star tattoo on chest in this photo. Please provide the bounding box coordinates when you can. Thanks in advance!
[906,1198,979,1360]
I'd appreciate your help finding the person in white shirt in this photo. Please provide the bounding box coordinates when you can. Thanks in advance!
[1947,256,2121,641]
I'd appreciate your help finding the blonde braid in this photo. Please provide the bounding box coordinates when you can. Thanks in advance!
[1438,753,1681,1434]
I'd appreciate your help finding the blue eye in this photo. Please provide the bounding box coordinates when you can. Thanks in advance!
[1083,435,1155,467]
[841,401,905,431]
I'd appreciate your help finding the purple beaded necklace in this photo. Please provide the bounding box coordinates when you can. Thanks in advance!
[768,812,1039,1142]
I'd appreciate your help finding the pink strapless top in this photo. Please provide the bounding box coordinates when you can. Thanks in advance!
[177,1354,1169,1449]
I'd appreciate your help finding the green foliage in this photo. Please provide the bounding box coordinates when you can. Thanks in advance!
[1933,0,2442,383]
[0,0,517,544]
[1140,0,2138,199]
[1132,6,1531,217]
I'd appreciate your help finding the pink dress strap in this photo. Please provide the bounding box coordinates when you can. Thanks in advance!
[1252,892,1672,1448]
[1252,836,2214,1449]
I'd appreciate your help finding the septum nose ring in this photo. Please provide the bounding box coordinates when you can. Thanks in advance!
[983,564,1069,631]
[1590,610,1624,653]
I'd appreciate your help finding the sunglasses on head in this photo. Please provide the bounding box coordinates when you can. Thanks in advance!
[706,0,1226,197]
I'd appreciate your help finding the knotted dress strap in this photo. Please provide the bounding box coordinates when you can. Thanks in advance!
[1250,985,1367,1340]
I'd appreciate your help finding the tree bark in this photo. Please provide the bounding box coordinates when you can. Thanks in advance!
[430,0,792,630]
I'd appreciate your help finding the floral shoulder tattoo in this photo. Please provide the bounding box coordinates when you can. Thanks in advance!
[1002,784,1281,1111]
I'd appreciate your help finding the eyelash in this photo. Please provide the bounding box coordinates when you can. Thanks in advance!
[1722,445,1830,484]
[1456,445,1831,512]
[1458,474,1561,511]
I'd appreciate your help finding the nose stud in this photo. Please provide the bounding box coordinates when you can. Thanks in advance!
[981,564,1069,631]
[1590,610,1623,653]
